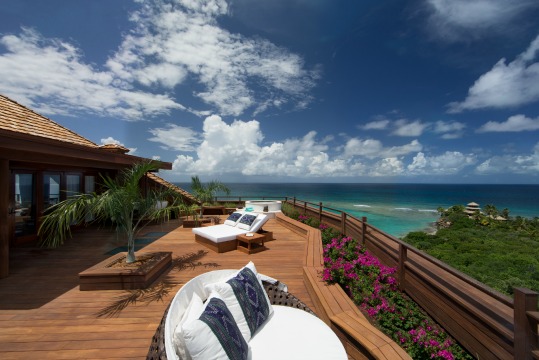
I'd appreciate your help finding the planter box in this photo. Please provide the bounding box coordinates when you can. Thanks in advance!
[182,218,211,228]
[79,251,172,291]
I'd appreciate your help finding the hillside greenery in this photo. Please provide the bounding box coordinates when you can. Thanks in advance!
[402,205,539,296]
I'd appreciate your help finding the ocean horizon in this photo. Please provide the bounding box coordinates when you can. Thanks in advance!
[176,183,539,238]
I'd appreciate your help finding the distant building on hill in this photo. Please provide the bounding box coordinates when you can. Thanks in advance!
[464,202,480,216]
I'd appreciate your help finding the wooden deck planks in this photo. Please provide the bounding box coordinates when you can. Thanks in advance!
[0,218,315,359]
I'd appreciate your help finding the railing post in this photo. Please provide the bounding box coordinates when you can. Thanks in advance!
[319,202,323,223]
[293,197,296,209]
[398,244,407,292]
[361,216,367,246]
[513,287,538,359]
[341,212,346,235]
[303,201,307,214]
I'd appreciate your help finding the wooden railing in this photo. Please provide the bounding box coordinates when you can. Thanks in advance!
[214,195,539,359]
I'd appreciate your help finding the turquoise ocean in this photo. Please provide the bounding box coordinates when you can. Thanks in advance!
[177,183,539,238]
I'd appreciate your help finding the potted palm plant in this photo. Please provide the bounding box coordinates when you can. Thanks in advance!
[38,161,183,264]
[190,175,230,216]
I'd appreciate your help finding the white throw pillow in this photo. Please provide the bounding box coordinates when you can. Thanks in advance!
[205,262,273,342]
[182,291,249,360]
[235,214,258,230]
[173,293,204,359]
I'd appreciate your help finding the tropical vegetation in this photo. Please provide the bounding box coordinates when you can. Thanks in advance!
[38,161,183,263]
[403,204,539,296]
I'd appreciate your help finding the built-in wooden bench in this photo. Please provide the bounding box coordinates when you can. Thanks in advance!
[275,213,411,360]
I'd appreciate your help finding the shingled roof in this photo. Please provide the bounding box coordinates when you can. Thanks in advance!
[145,172,199,204]
[0,95,98,148]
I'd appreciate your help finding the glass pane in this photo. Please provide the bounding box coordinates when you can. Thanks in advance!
[84,176,95,194]
[14,173,35,237]
[44,173,61,209]
[66,175,80,198]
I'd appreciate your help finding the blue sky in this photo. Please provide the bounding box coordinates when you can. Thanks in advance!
[2,0,539,184]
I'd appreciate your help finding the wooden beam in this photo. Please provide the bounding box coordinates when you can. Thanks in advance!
[0,131,172,170]
[0,158,9,278]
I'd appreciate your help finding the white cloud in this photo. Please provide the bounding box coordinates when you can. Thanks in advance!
[343,138,422,159]
[361,119,390,130]
[109,0,319,116]
[407,151,476,174]
[448,34,539,112]
[392,119,429,137]
[173,116,356,177]
[0,0,318,120]
[477,114,539,132]
[171,116,429,178]
[425,0,539,42]
[148,124,201,151]
[476,142,539,174]
[477,154,539,174]
[0,28,184,120]
[433,120,466,139]
[100,137,123,146]
[343,138,383,159]
[370,158,405,176]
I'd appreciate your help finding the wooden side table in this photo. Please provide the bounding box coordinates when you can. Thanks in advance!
[236,233,266,254]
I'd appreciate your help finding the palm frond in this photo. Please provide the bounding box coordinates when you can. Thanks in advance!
[38,193,98,248]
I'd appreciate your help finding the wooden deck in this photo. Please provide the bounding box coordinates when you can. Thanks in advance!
[0,218,316,359]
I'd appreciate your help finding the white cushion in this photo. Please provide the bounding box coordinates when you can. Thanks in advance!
[191,215,269,243]
[192,224,246,242]
[182,292,249,360]
[173,293,204,359]
[249,306,348,360]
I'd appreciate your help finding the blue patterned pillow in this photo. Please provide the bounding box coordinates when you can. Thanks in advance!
[226,267,271,336]
[183,295,248,360]
[236,214,258,230]
[224,212,243,226]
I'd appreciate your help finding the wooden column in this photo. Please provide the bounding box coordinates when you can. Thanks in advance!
[319,202,323,223]
[513,287,538,359]
[398,244,407,291]
[0,159,9,278]
[341,212,346,235]
[361,216,367,245]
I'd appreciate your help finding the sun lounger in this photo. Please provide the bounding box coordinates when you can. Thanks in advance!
[192,212,269,253]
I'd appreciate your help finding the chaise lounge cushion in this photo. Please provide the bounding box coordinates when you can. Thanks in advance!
[192,214,268,243]
[182,291,249,360]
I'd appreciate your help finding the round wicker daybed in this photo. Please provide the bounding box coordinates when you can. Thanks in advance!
[147,268,346,360]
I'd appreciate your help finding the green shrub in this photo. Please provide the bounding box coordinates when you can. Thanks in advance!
[403,208,539,295]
